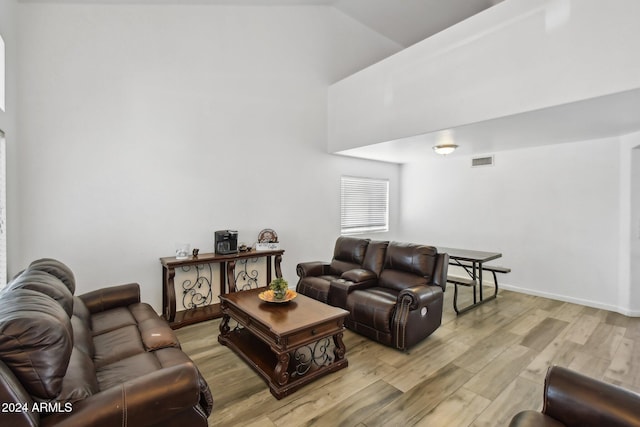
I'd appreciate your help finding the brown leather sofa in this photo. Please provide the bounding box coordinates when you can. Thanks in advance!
[0,258,213,427]
[509,365,640,427]
[297,237,448,350]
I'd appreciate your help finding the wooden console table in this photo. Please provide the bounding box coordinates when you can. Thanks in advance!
[160,249,283,329]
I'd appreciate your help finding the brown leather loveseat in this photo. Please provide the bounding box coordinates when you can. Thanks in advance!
[297,237,448,350]
[509,365,640,427]
[0,258,213,427]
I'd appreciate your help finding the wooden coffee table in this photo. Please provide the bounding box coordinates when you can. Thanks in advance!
[218,287,349,399]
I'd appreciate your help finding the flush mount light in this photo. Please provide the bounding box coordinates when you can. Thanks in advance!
[432,144,458,155]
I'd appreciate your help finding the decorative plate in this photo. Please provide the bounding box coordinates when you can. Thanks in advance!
[258,289,297,303]
[258,228,278,243]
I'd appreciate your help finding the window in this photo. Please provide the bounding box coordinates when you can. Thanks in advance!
[340,176,389,235]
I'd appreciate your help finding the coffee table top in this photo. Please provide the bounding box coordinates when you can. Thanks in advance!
[219,287,348,336]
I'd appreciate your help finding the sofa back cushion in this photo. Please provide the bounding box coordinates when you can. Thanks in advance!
[0,289,73,399]
[362,240,389,276]
[330,237,370,275]
[379,243,438,292]
[27,258,76,295]
[7,270,74,317]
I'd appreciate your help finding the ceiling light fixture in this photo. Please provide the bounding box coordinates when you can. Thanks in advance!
[432,144,458,155]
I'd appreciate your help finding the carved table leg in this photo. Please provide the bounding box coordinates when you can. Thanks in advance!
[274,352,290,386]
[333,331,346,361]
[219,313,231,338]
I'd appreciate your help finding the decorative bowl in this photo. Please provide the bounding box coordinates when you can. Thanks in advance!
[258,289,297,303]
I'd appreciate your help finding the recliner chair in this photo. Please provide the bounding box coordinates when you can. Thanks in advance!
[509,365,640,427]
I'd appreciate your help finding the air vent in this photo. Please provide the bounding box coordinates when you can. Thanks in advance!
[472,155,494,167]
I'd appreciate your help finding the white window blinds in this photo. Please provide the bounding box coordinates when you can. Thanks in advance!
[340,176,389,235]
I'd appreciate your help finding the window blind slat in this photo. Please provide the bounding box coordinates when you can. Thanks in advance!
[340,176,389,234]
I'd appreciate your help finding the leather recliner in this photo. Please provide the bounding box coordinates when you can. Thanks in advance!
[509,365,640,427]
[0,258,213,427]
[297,237,448,351]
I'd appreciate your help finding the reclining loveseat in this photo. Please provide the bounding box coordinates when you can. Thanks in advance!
[296,237,448,350]
[0,258,213,427]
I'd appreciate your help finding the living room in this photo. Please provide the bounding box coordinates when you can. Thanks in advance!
[1,0,640,426]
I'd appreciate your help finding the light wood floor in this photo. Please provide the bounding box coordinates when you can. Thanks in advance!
[175,288,640,426]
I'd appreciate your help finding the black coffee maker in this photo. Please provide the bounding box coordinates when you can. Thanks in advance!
[214,230,238,255]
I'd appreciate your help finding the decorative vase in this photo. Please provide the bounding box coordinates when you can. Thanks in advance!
[273,288,286,300]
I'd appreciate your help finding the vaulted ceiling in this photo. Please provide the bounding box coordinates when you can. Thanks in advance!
[21,0,499,48]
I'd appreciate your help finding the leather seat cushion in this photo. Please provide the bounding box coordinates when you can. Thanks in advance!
[93,325,145,368]
[379,269,428,293]
[90,307,137,335]
[297,276,337,303]
[96,352,161,391]
[346,287,397,333]
[0,289,73,399]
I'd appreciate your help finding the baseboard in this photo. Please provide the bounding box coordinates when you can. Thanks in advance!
[500,283,640,317]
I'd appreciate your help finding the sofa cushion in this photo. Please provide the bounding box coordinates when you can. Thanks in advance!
[0,289,73,399]
[93,325,146,368]
[28,258,76,295]
[362,240,389,276]
[384,243,438,280]
[379,269,428,293]
[57,347,99,404]
[90,306,137,335]
[7,270,74,317]
[330,237,370,275]
[96,352,161,391]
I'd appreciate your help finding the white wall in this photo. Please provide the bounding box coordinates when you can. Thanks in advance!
[328,0,640,153]
[399,137,624,312]
[15,3,402,311]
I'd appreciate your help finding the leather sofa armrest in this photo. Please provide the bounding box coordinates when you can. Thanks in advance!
[341,268,376,283]
[296,262,331,278]
[508,411,563,427]
[398,285,442,310]
[41,363,204,427]
[432,253,449,291]
[78,283,141,314]
[328,278,375,308]
[541,365,640,427]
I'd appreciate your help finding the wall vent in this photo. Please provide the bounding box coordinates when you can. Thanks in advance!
[472,155,494,167]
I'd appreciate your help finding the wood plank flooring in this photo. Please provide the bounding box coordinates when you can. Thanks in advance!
[175,288,640,426]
